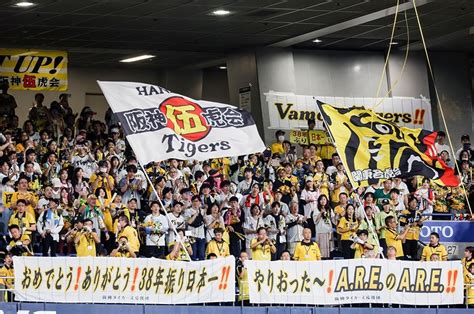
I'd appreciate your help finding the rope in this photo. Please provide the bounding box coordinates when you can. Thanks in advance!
[372,10,410,110]
[411,0,473,216]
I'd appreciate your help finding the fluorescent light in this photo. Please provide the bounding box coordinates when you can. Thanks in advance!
[313,39,322,43]
[211,9,231,16]
[219,66,227,70]
[120,55,155,63]
[390,41,399,45]
[15,2,35,7]
[353,65,361,72]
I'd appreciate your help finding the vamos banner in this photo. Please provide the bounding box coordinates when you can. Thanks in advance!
[265,92,433,130]
[246,259,463,305]
[0,49,68,91]
[14,256,235,304]
[98,81,265,163]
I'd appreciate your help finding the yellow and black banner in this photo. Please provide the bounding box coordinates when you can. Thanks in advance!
[316,101,459,188]
[0,49,67,91]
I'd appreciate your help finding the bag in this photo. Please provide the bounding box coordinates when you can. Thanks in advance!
[189,212,204,228]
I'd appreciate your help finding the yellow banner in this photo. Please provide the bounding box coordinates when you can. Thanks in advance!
[2,191,14,208]
[289,130,331,145]
[0,49,68,91]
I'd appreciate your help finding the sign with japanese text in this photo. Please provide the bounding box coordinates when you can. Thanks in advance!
[266,92,433,130]
[14,256,235,304]
[289,129,331,145]
[98,81,265,163]
[0,49,68,91]
[246,259,463,305]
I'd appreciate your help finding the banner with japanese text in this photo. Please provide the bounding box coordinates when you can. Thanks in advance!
[0,49,67,91]
[98,81,265,163]
[266,92,433,130]
[246,259,463,305]
[289,129,331,146]
[14,256,235,304]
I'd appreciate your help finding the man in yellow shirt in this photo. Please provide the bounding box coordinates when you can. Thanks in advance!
[384,216,409,259]
[250,227,276,261]
[8,199,36,239]
[293,228,321,261]
[117,214,140,254]
[421,232,448,261]
[110,236,137,258]
[7,224,32,256]
[74,219,100,257]
[206,228,230,258]
[351,229,376,259]
[270,130,285,155]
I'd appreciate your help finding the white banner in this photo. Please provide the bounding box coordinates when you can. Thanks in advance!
[14,256,235,304]
[266,91,433,130]
[246,259,463,305]
[98,81,265,164]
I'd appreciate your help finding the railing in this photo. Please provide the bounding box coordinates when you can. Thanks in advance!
[0,279,472,308]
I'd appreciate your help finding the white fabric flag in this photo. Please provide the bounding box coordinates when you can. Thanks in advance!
[97,81,265,164]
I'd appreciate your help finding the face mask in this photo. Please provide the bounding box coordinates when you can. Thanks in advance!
[278,135,285,142]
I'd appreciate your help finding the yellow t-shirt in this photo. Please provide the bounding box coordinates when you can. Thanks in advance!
[270,142,284,155]
[89,173,114,199]
[313,172,329,198]
[334,205,346,217]
[11,192,37,217]
[76,233,96,257]
[421,244,448,261]
[293,241,321,261]
[337,217,358,240]
[118,226,140,253]
[238,267,249,301]
[250,238,272,261]
[8,212,36,236]
[0,265,14,288]
[385,229,404,258]
[462,258,474,284]
[206,239,230,258]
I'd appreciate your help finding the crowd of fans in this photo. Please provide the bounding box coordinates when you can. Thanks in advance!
[0,84,473,303]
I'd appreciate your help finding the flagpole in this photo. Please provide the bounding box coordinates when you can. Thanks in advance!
[411,0,472,217]
[137,163,192,262]
[316,99,385,259]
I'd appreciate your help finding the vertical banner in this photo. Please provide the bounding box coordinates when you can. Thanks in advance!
[14,256,235,304]
[246,259,463,305]
[0,49,68,91]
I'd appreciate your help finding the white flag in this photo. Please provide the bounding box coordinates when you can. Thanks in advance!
[97,81,265,163]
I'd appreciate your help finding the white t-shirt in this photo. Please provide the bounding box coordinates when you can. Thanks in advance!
[144,213,169,246]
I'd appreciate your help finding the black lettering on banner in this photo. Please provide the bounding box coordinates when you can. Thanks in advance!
[162,134,233,158]
[136,85,170,96]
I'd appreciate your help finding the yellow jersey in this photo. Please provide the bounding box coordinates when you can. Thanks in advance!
[421,244,448,261]
[206,239,230,258]
[385,229,404,258]
[166,241,191,261]
[337,217,358,240]
[293,241,321,261]
[0,265,14,288]
[238,266,249,301]
[270,142,284,155]
[8,212,36,236]
[76,233,96,257]
[118,226,140,253]
[462,258,474,284]
[250,238,272,261]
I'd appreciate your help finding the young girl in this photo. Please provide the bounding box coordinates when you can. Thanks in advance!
[204,203,225,242]
[300,176,319,218]
[313,194,335,258]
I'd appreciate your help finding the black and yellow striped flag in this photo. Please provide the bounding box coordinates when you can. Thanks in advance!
[316,101,459,188]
